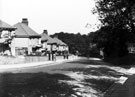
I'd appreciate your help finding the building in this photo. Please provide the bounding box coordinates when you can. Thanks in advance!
[41,30,57,54]
[12,18,41,56]
[41,30,69,55]
[0,20,16,55]
[53,37,68,52]
[0,19,68,56]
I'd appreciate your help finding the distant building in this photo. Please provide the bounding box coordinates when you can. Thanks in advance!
[0,19,68,56]
[53,37,68,52]
[41,30,57,53]
[41,30,68,55]
[12,18,41,56]
[0,20,16,56]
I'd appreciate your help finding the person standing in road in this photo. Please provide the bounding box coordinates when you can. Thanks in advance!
[100,48,104,59]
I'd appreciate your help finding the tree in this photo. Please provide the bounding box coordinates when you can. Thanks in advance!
[93,0,135,57]
[94,0,135,31]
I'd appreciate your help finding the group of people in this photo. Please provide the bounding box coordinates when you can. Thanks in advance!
[48,50,69,61]
[63,50,69,59]
[48,51,56,61]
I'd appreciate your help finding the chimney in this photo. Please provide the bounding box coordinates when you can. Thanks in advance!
[43,30,48,35]
[22,18,28,26]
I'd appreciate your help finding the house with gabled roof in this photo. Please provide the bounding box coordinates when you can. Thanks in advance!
[53,37,68,52]
[41,30,69,55]
[41,30,57,53]
[12,18,41,56]
[0,20,16,55]
[0,20,16,31]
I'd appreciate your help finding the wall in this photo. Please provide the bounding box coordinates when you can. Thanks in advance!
[29,38,40,46]
[46,44,57,52]
[11,37,41,56]
[12,38,29,48]
[58,45,68,51]
[10,38,29,56]
[42,42,47,49]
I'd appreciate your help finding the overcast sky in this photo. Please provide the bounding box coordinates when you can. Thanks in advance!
[0,0,100,35]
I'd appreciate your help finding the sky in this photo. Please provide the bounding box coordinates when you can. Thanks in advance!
[0,0,100,35]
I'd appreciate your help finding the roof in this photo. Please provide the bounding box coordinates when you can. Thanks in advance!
[41,33,57,44]
[53,37,67,46]
[13,23,41,38]
[0,20,16,31]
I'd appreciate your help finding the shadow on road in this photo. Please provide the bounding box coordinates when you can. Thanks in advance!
[0,72,76,97]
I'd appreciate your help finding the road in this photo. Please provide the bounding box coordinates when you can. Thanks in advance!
[0,58,88,97]
[0,58,131,97]
[3,58,87,73]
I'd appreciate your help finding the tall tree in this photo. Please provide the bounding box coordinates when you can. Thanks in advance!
[94,0,135,31]
[93,0,135,57]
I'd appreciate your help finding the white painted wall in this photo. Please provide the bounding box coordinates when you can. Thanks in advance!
[47,44,51,51]
[46,44,57,51]
[58,45,68,51]
[29,38,40,46]
[12,38,29,48]
[42,42,47,49]
[11,37,41,56]
[58,46,64,51]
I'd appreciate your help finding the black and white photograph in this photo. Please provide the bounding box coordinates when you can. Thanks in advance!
[0,0,135,97]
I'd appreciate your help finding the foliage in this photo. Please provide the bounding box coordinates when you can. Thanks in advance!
[94,0,135,31]
[92,0,135,57]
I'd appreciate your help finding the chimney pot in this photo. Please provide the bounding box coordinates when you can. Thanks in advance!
[43,30,48,35]
[22,18,28,26]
